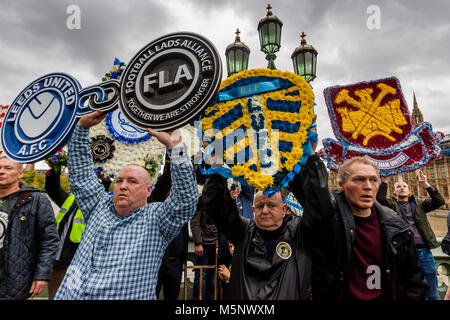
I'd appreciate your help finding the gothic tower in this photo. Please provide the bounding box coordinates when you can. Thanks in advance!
[411,91,424,127]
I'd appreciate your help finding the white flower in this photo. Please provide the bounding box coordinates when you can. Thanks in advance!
[88,117,166,184]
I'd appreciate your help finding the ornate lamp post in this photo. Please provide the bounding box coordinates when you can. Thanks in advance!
[225,29,251,76]
[291,32,318,83]
[257,4,283,70]
[225,4,318,82]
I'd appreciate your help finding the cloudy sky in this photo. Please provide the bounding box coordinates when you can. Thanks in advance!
[1,0,449,144]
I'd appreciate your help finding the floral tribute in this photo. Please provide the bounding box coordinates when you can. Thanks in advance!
[320,77,444,176]
[45,148,68,175]
[88,59,166,184]
[0,105,8,156]
[200,68,316,195]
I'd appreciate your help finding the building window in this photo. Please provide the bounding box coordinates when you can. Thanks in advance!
[429,167,435,179]
[444,185,449,198]
[440,165,446,178]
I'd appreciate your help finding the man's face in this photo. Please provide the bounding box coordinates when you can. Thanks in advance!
[394,182,410,199]
[252,192,286,231]
[230,183,239,199]
[113,165,151,215]
[338,163,379,212]
[0,158,23,189]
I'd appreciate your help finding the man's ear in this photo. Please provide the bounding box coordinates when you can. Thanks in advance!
[147,185,153,198]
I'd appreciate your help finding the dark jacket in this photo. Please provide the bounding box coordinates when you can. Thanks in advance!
[235,184,254,220]
[190,196,218,247]
[0,183,59,300]
[377,182,445,249]
[290,154,428,300]
[45,169,79,269]
[201,174,312,300]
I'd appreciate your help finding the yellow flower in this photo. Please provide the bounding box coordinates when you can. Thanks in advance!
[202,69,315,191]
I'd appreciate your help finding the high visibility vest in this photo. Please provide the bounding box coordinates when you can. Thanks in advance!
[55,193,85,243]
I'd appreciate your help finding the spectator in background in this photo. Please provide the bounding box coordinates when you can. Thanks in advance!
[217,242,234,300]
[377,170,445,300]
[0,156,59,300]
[190,197,218,300]
[230,181,254,220]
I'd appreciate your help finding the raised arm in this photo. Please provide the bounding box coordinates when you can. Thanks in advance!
[416,169,445,213]
[45,168,70,207]
[147,129,198,242]
[148,154,171,203]
[288,129,335,252]
[376,179,396,209]
[201,173,247,244]
[67,111,109,222]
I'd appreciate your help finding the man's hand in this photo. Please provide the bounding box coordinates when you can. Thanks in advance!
[416,169,430,188]
[218,264,231,282]
[195,244,204,257]
[78,110,107,128]
[29,280,48,299]
[147,128,182,150]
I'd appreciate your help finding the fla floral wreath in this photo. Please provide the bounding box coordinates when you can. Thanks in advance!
[88,58,166,184]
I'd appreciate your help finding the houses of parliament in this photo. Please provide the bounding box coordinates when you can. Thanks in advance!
[327,93,450,209]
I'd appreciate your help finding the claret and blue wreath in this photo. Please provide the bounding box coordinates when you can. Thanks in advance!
[320,77,443,176]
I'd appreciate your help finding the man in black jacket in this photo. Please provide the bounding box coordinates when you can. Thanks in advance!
[0,156,59,300]
[291,149,428,299]
[201,174,312,300]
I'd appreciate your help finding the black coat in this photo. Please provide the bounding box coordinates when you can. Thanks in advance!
[0,184,59,300]
[45,169,79,269]
[201,174,312,300]
[290,154,428,300]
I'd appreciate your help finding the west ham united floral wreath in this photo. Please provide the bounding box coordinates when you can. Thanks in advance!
[320,76,443,176]
[199,68,316,195]
[88,59,166,184]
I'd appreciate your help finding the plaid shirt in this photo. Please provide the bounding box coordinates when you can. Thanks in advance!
[55,125,197,300]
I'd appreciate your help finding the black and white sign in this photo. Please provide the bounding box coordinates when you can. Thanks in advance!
[1,32,221,163]
[119,32,222,130]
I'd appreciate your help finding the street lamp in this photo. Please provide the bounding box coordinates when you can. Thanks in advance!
[225,29,251,77]
[291,32,318,83]
[257,4,283,70]
[226,4,318,82]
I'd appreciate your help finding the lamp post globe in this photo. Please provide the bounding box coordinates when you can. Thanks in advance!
[291,31,318,83]
[257,4,283,70]
[225,29,251,77]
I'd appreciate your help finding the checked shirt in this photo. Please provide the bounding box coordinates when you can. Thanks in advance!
[55,125,197,300]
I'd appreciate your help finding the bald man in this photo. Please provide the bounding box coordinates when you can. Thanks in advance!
[55,111,198,300]
[201,175,311,300]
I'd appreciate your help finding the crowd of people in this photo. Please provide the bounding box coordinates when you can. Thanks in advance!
[0,110,449,300]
